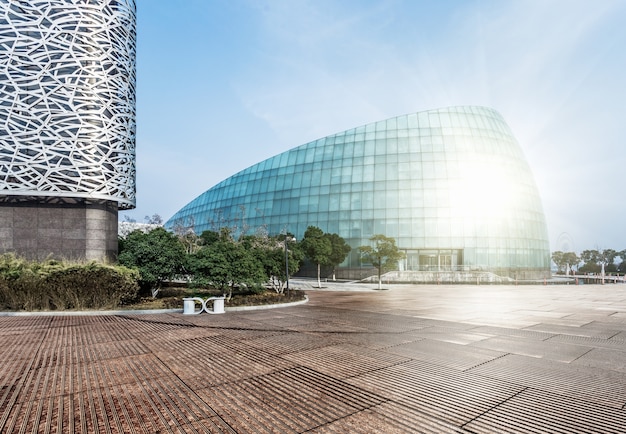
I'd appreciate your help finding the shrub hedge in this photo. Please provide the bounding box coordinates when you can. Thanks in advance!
[0,254,140,311]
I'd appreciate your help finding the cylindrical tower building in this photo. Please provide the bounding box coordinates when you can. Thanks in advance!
[0,0,136,260]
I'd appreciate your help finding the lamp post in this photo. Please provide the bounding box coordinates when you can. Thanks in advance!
[284,236,296,292]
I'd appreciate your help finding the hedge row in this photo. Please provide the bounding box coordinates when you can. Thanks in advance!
[0,254,140,311]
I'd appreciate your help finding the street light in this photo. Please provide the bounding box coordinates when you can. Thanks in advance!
[284,236,296,292]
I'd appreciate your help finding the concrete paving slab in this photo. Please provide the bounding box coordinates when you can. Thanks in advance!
[1,283,626,432]
[469,334,593,362]
[404,326,494,345]
[570,347,626,373]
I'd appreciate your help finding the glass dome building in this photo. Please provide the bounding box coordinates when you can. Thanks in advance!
[167,106,550,280]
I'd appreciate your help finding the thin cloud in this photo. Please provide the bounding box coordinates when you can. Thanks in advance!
[132,0,626,251]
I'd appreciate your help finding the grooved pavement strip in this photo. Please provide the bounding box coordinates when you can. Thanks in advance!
[1,283,626,433]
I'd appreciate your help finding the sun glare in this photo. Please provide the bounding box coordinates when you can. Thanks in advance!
[449,161,516,221]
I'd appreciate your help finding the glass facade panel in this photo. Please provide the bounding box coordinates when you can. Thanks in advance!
[166,106,551,279]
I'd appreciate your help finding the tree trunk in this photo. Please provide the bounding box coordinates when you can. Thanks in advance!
[378,268,382,290]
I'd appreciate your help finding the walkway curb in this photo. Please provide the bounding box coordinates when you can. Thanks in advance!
[0,296,309,316]
[225,295,308,311]
[0,308,180,317]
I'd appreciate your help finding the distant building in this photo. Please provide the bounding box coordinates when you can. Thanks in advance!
[0,1,136,260]
[167,107,550,280]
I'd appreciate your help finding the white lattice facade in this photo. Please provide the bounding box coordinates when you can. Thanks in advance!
[0,1,136,260]
[0,0,136,208]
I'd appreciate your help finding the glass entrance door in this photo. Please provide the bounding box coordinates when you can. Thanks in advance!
[403,249,463,271]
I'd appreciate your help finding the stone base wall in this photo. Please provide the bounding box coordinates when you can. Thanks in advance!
[0,198,118,262]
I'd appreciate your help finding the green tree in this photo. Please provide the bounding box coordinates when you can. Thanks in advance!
[563,252,580,274]
[301,226,332,288]
[326,233,351,281]
[118,227,187,296]
[188,239,266,300]
[600,249,618,272]
[249,234,303,293]
[551,251,579,274]
[551,251,566,274]
[242,236,304,294]
[579,249,601,273]
[358,234,406,290]
[199,230,220,246]
[618,250,626,273]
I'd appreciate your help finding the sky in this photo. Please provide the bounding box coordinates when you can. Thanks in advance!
[126,0,626,253]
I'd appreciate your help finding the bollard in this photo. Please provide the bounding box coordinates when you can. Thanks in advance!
[183,298,194,314]
[183,297,204,314]
[211,297,225,314]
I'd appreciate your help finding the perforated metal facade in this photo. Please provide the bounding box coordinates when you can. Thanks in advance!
[167,106,550,278]
[0,0,136,208]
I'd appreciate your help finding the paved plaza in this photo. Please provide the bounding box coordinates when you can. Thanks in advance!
[1,282,625,433]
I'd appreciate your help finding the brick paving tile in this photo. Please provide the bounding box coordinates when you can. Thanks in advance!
[1,283,625,433]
